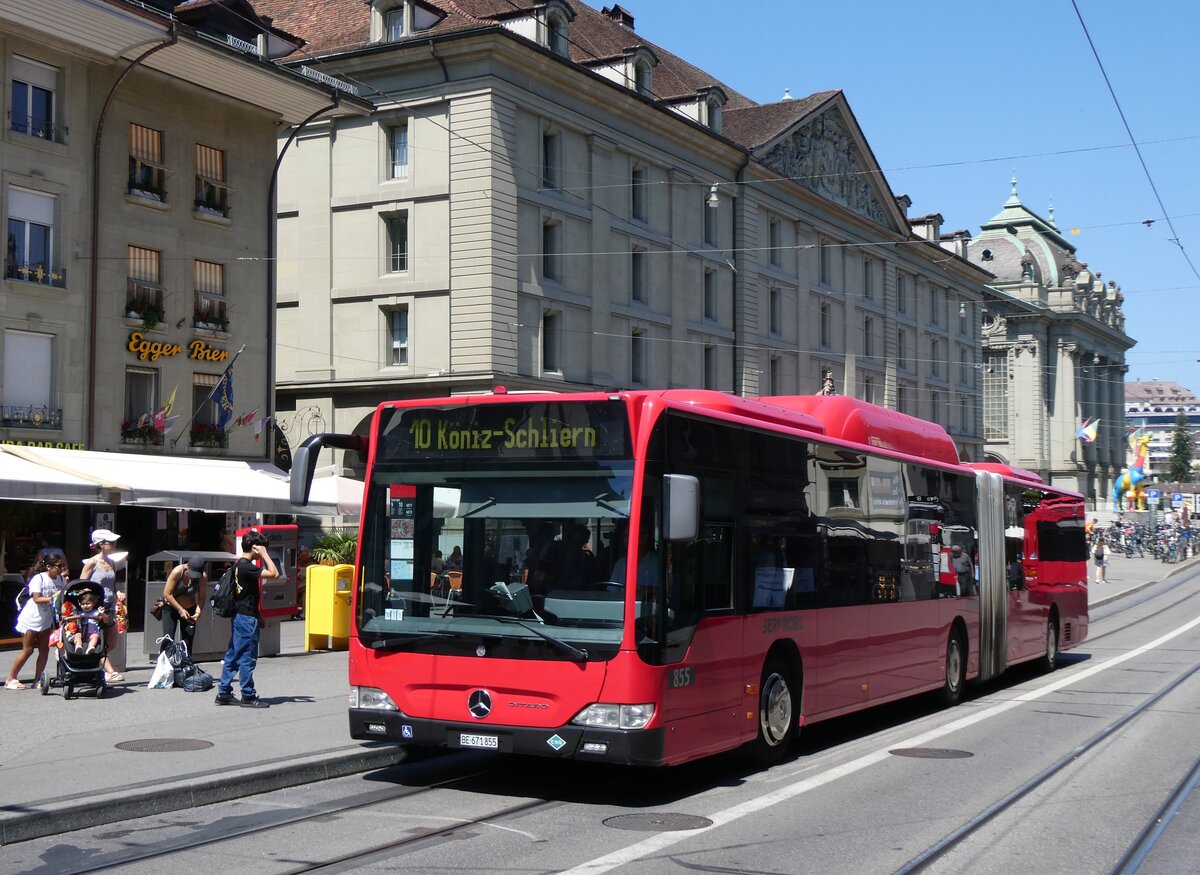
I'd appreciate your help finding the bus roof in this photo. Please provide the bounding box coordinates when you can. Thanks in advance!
[967,462,1045,484]
[759,395,962,466]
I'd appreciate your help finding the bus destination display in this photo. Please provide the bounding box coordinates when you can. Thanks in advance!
[379,401,630,461]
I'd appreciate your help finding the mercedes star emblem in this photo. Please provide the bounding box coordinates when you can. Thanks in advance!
[468,689,492,719]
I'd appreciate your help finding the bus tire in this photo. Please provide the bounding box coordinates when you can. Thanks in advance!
[940,630,966,707]
[1037,616,1059,673]
[752,656,798,766]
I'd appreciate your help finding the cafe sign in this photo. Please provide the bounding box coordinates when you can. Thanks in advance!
[127,331,230,363]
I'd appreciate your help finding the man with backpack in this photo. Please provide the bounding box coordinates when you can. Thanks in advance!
[215,531,278,708]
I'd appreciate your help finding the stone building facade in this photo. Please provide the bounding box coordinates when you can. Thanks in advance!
[262,0,994,466]
[957,180,1135,504]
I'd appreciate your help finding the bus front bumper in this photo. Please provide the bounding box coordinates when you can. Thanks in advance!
[350,708,667,765]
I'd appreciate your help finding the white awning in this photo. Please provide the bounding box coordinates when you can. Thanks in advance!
[0,446,361,517]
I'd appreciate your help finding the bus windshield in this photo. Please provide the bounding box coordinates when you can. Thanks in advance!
[357,400,635,660]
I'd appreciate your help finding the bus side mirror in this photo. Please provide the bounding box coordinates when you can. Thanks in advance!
[290,433,368,506]
[663,474,700,541]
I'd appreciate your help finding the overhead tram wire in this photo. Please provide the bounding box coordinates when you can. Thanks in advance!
[1072,0,1200,285]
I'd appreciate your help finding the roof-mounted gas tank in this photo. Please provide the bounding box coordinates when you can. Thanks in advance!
[760,395,961,466]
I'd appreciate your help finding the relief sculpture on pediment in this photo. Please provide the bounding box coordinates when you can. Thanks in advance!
[761,110,889,227]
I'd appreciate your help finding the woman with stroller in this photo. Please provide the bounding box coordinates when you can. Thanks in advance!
[160,556,206,656]
[80,529,124,682]
[5,550,67,689]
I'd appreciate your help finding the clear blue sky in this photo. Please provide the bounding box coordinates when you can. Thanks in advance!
[634,1,1200,392]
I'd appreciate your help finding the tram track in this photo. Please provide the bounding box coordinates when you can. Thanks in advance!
[895,635,1200,873]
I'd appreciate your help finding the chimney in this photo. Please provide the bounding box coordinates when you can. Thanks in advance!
[602,5,635,29]
[909,213,943,242]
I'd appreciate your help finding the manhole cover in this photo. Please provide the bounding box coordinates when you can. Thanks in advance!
[603,813,713,832]
[889,747,973,759]
[115,738,214,753]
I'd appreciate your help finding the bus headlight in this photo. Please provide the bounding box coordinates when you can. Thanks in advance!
[350,686,398,710]
[571,703,655,730]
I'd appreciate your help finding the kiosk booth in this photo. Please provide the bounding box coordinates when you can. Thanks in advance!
[140,549,282,663]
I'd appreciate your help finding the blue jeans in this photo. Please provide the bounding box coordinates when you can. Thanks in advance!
[219,613,260,699]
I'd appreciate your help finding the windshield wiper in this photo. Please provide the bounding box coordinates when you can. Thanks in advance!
[595,492,629,517]
[474,615,589,662]
[461,496,497,518]
[368,631,461,651]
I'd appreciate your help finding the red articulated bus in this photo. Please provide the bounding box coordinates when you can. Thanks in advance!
[290,390,1088,767]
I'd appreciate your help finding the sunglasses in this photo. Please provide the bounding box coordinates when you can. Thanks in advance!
[46,562,65,568]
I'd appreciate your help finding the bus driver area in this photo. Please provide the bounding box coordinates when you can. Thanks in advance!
[291,390,1088,767]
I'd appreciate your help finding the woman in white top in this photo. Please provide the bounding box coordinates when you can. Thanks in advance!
[80,529,123,682]
[5,549,67,689]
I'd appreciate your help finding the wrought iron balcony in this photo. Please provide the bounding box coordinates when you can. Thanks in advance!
[9,114,64,143]
[5,260,66,287]
[1,405,62,429]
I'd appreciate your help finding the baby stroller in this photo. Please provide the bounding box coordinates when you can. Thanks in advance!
[41,580,109,699]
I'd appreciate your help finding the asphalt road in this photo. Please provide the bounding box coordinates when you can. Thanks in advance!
[5,562,1199,874]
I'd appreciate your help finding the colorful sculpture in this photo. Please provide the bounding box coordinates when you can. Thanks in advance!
[1112,432,1152,510]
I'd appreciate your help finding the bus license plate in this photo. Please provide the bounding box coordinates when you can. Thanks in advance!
[459,733,499,750]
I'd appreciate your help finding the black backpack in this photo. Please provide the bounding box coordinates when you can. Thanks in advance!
[210,564,239,618]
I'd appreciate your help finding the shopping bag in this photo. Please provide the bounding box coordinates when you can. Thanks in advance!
[147,649,174,689]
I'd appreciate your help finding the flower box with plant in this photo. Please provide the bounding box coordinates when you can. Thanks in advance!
[121,420,162,445]
[125,303,165,330]
[189,424,228,448]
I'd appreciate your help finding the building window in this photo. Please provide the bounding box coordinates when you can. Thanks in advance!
[546,10,569,55]
[959,393,971,433]
[389,305,409,366]
[931,337,942,378]
[122,367,160,445]
[897,383,909,415]
[703,193,717,246]
[769,355,781,395]
[6,187,63,287]
[128,123,166,201]
[768,218,781,267]
[194,144,229,217]
[819,239,832,285]
[542,310,561,373]
[124,246,163,326]
[631,166,646,221]
[385,6,405,40]
[389,123,409,180]
[819,301,831,349]
[863,257,873,300]
[898,329,908,370]
[631,329,646,385]
[863,375,875,404]
[959,299,968,335]
[706,98,722,133]
[931,287,941,326]
[959,347,970,384]
[703,269,717,320]
[542,220,560,282]
[769,287,781,334]
[984,354,1007,439]
[2,329,55,428]
[863,315,874,358]
[388,213,409,272]
[930,390,940,427]
[10,55,58,141]
[194,260,227,331]
[898,272,908,313]
[703,345,717,389]
[189,372,226,448]
[634,61,652,95]
[631,246,646,302]
[541,130,559,190]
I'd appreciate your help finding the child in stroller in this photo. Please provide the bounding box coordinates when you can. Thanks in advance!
[42,580,110,698]
[64,587,105,654]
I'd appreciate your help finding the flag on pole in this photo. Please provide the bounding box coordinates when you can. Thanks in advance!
[153,384,178,434]
[1075,417,1099,443]
[215,368,234,431]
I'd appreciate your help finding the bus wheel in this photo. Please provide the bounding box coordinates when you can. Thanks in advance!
[1037,617,1060,673]
[940,631,966,707]
[753,657,797,765]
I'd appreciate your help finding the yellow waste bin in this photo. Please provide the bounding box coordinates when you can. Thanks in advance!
[305,563,354,651]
